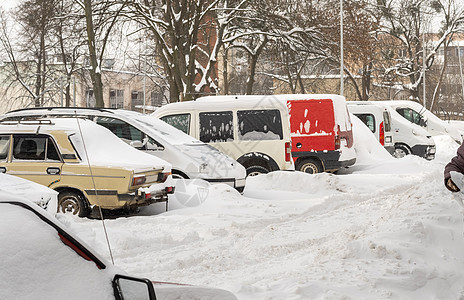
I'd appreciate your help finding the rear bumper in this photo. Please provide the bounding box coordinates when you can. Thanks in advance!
[411,144,436,160]
[292,150,356,172]
[203,177,246,192]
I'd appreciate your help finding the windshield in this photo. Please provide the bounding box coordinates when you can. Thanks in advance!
[132,115,202,146]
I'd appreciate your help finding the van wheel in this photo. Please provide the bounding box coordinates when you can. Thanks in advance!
[246,166,269,177]
[297,159,323,174]
[393,145,410,158]
[58,191,88,217]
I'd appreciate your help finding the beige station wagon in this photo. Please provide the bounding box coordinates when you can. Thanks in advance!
[0,118,174,217]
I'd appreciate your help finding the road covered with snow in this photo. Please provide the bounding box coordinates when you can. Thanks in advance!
[57,120,464,299]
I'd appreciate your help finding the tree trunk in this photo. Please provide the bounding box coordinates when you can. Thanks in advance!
[84,0,104,108]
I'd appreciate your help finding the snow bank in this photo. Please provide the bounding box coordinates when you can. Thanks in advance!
[48,132,464,299]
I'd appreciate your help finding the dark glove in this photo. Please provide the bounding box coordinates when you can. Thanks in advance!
[446,178,460,192]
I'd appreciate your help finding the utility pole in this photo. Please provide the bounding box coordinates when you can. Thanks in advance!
[340,0,344,96]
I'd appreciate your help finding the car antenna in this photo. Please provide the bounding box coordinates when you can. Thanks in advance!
[73,110,115,265]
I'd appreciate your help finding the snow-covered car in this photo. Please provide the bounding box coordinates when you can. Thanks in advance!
[0,192,237,300]
[0,108,247,192]
[0,118,174,217]
[0,173,58,213]
[0,191,156,300]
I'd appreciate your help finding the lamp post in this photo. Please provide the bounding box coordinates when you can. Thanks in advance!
[340,0,344,96]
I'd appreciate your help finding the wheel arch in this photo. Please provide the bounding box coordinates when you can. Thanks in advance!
[171,169,190,179]
[236,152,279,172]
[394,142,412,152]
[55,186,90,208]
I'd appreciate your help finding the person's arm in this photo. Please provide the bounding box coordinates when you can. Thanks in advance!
[444,143,464,192]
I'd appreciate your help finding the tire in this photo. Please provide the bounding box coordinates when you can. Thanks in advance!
[297,158,323,174]
[246,166,269,177]
[393,144,411,159]
[58,191,89,217]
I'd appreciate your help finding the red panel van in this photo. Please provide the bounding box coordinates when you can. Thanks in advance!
[283,94,356,173]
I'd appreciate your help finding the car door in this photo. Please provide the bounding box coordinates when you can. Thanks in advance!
[5,134,63,189]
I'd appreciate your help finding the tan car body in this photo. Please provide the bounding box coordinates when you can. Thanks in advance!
[0,120,172,216]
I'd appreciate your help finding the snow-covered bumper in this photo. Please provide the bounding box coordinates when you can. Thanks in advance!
[135,175,175,205]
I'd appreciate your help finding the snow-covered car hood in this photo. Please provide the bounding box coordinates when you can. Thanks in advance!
[0,173,58,214]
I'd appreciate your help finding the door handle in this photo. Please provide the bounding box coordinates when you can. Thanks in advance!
[47,167,61,175]
[0,167,6,173]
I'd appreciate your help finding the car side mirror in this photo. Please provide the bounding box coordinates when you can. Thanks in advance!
[130,140,144,149]
[113,274,156,300]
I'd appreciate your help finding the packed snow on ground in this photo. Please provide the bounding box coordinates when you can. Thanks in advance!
[56,117,464,299]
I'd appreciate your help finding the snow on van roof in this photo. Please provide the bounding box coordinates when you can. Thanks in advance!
[154,94,351,130]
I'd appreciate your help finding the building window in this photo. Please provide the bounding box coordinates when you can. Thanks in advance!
[151,90,164,107]
[86,89,96,108]
[109,89,124,108]
[131,91,144,110]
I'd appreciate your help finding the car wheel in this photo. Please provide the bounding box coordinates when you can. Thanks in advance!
[246,166,269,177]
[393,145,410,158]
[58,191,88,217]
[297,158,323,174]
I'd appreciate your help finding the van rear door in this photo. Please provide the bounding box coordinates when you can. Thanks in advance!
[287,99,336,153]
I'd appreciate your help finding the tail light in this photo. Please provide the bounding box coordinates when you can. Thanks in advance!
[335,125,341,150]
[165,186,175,194]
[157,172,171,183]
[132,175,146,186]
[285,142,292,162]
[379,121,385,146]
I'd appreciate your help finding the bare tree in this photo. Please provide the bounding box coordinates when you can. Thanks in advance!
[76,0,128,107]
[129,0,248,102]
[377,0,464,104]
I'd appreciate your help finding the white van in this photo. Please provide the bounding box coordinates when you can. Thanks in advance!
[0,108,247,192]
[350,101,435,159]
[379,100,462,144]
[347,101,395,154]
[153,95,294,176]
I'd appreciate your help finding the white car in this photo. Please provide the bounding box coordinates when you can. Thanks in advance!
[0,192,237,299]
[0,173,58,213]
[1,108,247,192]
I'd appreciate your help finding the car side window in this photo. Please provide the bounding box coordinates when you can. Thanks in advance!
[0,135,10,161]
[46,137,61,161]
[199,111,234,143]
[160,114,191,134]
[237,109,283,140]
[95,117,143,143]
[12,135,60,161]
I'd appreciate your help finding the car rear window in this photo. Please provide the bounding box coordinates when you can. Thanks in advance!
[199,111,234,143]
[237,109,283,140]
